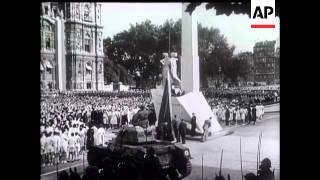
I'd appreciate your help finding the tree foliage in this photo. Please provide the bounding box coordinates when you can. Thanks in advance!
[104,19,250,87]
[185,2,279,17]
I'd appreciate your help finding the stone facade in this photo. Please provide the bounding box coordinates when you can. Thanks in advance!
[253,40,277,85]
[237,51,254,83]
[40,2,104,91]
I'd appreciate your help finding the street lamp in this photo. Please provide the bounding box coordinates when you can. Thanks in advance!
[218,66,221,88]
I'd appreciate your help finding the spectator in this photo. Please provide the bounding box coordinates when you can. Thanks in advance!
[179,119,187,144]
[97,124,105,146]
[68,132,76,162]
[69,167,81,180]
[40,133,47,167]
[225,106,230,126]
[58,170,69,180]
[172,115,180,143]
[191,113,197,137]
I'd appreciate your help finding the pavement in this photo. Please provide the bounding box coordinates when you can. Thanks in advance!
[182,111,279,180]
[41,103,279,180]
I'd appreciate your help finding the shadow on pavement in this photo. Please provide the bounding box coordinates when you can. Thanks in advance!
[184,164,279,180]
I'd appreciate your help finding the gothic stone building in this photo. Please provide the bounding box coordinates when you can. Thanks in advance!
[40,2,104,91]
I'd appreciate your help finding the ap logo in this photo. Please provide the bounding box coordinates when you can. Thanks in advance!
[251,0,276,28]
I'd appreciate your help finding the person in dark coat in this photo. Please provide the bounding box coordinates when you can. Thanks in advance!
[148,109,157,126]
[82,166,100,180]
[172,115,180,143]
[225,107,230,126]
[69,167,81,180]
[97,109,103,125]
[58,170,69,180]
[257,158,275,180]
[91,109,97,125]
[132,105,149,128]
[244,172,258,180]
[86,124,94,150]
[142,147,162,180]
[246,105,252,125]
[190,113,197,137]
[251,105,257,125]
[179,119,187,144]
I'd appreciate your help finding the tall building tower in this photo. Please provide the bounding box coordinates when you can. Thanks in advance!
[40,2,57,90]
[64,3,104,90]
[253,40,276,85]
[40,2,104,91]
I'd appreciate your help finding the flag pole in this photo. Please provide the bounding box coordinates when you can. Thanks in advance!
[257,132,262,175]
[219,149,224,176]
[83,133,86,176]
[258,132,262,170]
[240,137,243,180]
[202,153,204,180]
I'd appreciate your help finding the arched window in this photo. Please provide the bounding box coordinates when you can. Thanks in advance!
[86,61,92,75]
[44,6,49,15]
[46,37,51,49]
[84,33,91,52]
[83,4,92,21]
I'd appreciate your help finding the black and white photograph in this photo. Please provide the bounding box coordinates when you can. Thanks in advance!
[40,2,280,180]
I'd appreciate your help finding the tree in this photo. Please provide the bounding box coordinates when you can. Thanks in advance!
[104,20,183,88]
[185,2,279,17]
[104,19,247,88]
[198,24,235,87]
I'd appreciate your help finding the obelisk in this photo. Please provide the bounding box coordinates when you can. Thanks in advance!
[55,15,66,91]
[181,3,200,93]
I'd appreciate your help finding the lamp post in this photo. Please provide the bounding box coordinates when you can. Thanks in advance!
[218,66,221,88]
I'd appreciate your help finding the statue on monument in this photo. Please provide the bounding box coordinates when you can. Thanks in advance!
[160,52,182,88]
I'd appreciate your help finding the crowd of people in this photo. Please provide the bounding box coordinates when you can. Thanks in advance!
[203,86,280,106]
[210,103,265,126]
[202,86,279,126]
[40,90,153,167]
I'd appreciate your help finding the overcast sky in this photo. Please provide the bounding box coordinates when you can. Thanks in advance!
[101,3,280,54]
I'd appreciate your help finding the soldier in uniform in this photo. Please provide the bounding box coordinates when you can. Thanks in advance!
[132,105,149,128]
[172,115,180,143]
[257,158,275,180]
[202,117,212,142]
[179,119,187,144]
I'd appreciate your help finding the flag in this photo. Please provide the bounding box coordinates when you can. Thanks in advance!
[158,71,174,141]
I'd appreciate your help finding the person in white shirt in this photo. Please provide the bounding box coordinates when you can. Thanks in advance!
[97,125,105,146]
[68,133,76,162]
[59,130,68,164]
[110,110,117,129]
[103,110,108,130]
[92,125,98,146]
[47,132,55,166]
[240,107,247,125]
[79,126,86,154]
[53,131,61,164]
[235,107,241,125]
[40,133,47,167]
[46,125,54,135]
[75,132,81,160]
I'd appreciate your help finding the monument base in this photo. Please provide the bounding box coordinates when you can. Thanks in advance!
[185,129,234,142]
[151,88,224,135]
